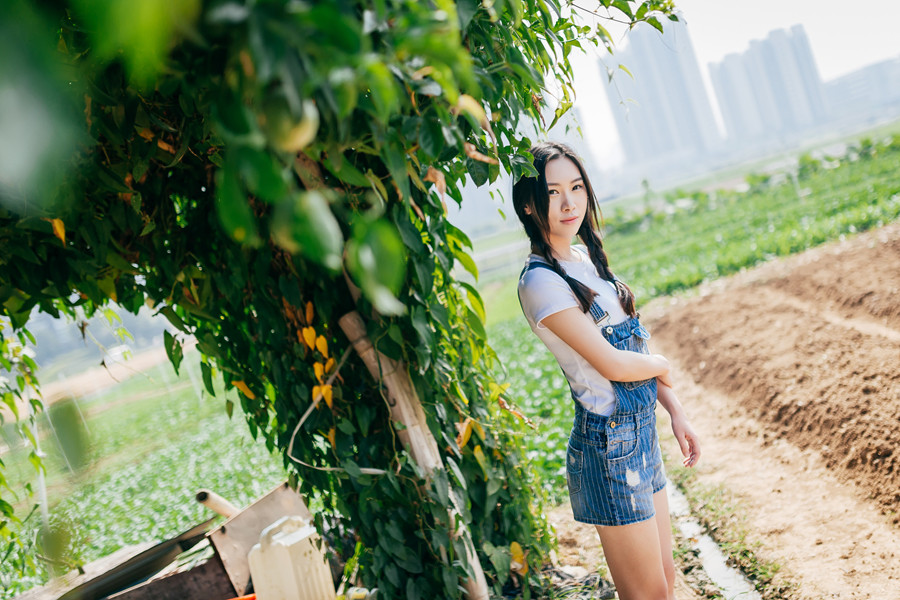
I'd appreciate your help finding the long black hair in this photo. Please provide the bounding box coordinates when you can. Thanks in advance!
[512,141,636,317]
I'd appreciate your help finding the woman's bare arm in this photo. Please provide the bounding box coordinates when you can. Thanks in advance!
[541,307,670,383]
[657,382,701,467]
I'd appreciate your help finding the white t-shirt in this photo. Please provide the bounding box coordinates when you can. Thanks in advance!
[517,245,630,416]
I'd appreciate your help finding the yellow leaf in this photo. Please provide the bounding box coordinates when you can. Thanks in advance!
[473,421,485,441]
[452,381,469,405]
[455,418,475,449]
[305,301,314,324]
[301,326,316,350]
[510,541,528,575]
[314,362,325,384]
[322,384,333,409]
[316,335,328,358]
[232,380,256,400]
[327,427,336,448]
[325,357,335,373]
[473,444,489,479]
[44,218,66,244]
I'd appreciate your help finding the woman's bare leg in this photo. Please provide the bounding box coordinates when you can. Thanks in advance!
[595,505,671,600]
[652,488,677,599]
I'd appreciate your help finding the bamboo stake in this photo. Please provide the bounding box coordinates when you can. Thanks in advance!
[338,311,489,600]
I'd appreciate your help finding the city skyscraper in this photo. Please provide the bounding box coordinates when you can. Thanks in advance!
[602,18,720,170]
[709,25,827,144]
[825,57,900,124]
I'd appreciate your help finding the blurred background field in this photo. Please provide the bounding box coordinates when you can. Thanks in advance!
[1,360,286,595]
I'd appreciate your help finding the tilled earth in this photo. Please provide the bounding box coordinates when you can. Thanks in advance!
[648,224,900,519]
[643,222,900,598]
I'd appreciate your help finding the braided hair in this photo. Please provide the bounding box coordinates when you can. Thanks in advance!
[512,141,636,317]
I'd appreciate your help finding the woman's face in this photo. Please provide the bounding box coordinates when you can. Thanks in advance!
[542,157,588,248]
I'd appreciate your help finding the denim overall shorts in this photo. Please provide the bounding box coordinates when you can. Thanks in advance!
[564,296,667,526]
[521,262,666,525]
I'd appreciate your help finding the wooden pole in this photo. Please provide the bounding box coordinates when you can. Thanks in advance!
[195,489,240,518]
[338,311,489,600]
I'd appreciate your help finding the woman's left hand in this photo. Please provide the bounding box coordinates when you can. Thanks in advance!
[671,414,701,468]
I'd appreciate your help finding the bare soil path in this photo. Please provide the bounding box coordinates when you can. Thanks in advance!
[640,223,900,599]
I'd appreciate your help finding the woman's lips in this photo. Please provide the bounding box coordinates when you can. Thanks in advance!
[561,215,580,224]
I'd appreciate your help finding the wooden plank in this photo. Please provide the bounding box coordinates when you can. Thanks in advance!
[106,553,234,600]
[14,520,216,600]
[338,311,490,600]
[14,543,157,600]
[208,481,312,595]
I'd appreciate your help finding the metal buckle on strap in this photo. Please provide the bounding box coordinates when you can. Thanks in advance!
[589,301,610,326]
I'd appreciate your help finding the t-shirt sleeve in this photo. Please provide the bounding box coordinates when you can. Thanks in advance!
[518,267,579,329]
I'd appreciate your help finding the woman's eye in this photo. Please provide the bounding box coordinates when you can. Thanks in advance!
[548,189,558,195]
[572,184,583,191]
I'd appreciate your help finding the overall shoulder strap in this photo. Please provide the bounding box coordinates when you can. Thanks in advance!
[519,260,609,324]
[519,260,557,279]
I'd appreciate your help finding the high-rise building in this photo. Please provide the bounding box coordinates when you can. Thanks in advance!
[709,25,826,144]
[602,18,720,170]
[825,57,900,123]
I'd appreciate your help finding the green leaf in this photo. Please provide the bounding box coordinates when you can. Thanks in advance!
[618,63,634,80]
[362,57,399,121]
[309,4,362,53]
[328,67,358,119]
[452,247,478,280]
[322,153,370,187]
[418,117,444,158]
[465,156,489,186]
[215,168,260,245]
[163,330,183,375]
[383,137,411,201]
[234,146,289,202]
[345,218,407,315]
[446,458,468,491]
[646,16,664,33]
[392,205,426,253]
[270,191,344,272]
[201,360,216,396]
[611,0,634,19]
[344,459,363,479]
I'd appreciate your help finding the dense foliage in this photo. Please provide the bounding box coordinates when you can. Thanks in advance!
[0,0,678,595]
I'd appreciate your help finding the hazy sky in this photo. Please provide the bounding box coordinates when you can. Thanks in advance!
[568,0,900,167]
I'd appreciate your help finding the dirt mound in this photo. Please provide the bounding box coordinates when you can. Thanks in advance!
[646,223,900,519]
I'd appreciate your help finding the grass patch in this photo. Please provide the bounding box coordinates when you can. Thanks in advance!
[664,463,799,600]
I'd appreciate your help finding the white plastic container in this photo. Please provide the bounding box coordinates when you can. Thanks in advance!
[248,515,336,600]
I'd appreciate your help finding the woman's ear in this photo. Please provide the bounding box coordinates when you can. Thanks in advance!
[524,205,532,215]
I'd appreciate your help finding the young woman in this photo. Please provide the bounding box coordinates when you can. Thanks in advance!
[513,141,701,600]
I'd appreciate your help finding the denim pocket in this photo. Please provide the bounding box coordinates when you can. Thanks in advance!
[566,444,584,495]
[605,423,638,462]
